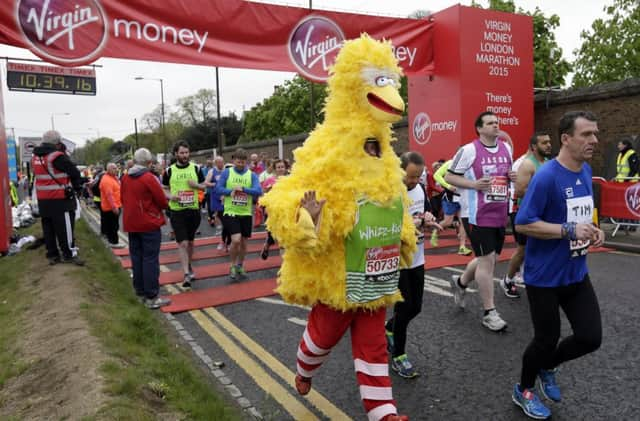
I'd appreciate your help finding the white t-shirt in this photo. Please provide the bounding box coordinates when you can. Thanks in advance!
[449,140,513,218]
[407,185,426,268]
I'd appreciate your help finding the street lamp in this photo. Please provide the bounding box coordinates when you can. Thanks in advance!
[50,112,70,130]
[134,76,167,161]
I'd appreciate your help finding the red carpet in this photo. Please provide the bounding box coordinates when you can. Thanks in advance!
[159,255,282,285]
[161,278,277,313]
[120,242,280,269]
[158,246,612,313]
[112,231,269,256]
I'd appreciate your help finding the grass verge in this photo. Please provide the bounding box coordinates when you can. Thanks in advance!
[1,219,241,420]
[0,224,39,391]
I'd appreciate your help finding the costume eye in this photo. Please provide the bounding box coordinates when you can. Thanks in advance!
[375,76,394,87]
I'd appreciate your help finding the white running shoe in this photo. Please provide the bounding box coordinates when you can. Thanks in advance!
[449,275,467,309]
[482,309,507,332]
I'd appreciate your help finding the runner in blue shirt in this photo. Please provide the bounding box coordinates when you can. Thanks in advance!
[511,111,604,420]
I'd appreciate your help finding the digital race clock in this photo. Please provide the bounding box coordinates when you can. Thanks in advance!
[6,62,96,95]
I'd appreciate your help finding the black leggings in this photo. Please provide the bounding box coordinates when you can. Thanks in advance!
[386,265,425,357]
[520,276,602,389]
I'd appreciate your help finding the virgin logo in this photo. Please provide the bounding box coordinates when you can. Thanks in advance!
[625,183,640,218]
[413,112,432,145]
[288,16,344,82]
[16,0,108,65]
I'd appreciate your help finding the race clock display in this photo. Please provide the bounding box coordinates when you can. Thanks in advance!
[6,62,96,95]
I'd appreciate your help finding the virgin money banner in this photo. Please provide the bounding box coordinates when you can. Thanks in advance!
[0,0,434,82]
[598,181,640,221]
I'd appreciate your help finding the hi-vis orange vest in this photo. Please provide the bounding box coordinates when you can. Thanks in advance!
[32,151,71,200]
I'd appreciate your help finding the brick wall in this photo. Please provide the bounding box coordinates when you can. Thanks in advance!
[534,78,640,179]
[193,78,640,179]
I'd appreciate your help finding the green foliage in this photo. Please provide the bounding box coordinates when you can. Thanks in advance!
[573,0,640,87]
[71,219,241,420]
[73,137,115,166]
[473,1,571,87]
[240,75,327,142]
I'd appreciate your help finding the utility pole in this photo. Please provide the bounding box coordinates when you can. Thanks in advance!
[309,0,315,131]
[215,67,223,154]
[134,118,139,150]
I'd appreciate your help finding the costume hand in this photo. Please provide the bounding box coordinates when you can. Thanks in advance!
[591,228,605,247]
[300,191,326,226]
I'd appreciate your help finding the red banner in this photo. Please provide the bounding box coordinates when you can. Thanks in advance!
[595,179,640,221]
[0,73,11,253]
[0,0,434,81]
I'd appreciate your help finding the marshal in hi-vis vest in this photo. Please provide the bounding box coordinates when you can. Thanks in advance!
[615,149,639,182]
[31,151,71,200]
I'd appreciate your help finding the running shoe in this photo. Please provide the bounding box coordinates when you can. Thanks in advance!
[229,265,237,280]
[236,266,247,279]
[458,245,473,256]
[430,230,439,247]
[216,242,225,251]
[145,296,172,310]
[385,328,395,354]
[381,415,409,421]
[295,374,312,395]
[500,276,521,298]
[449,275,467,309]
[482,309,507,332]
[512,383,551,420]
[538,369,561,402]
[182,273,192,289]
[391,354,419,379]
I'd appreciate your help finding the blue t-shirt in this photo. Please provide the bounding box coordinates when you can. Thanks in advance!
[515,159,593,287]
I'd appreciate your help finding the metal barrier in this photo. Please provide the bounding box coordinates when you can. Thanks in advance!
[592,177,640,237]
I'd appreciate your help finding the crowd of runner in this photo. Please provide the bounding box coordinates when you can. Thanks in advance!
[29,108,610,420]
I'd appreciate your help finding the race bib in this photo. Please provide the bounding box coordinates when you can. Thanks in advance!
[231,191,249,207]
[365,244,400,278]
[566,195,593,258]
[178,190,194,206]
[486,176,509,202]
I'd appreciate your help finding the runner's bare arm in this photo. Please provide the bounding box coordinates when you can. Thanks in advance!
[515,160,535,199]
[517,221,598,240]
[445,172,490,191]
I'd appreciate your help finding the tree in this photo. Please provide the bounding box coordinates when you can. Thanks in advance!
[175,89,217,126]
[240,76,327,142]
[572,0,639,87]
[472,0,571,87]
[74,137,115,165]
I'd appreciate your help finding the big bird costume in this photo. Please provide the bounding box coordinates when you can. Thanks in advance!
[260,34,416,421]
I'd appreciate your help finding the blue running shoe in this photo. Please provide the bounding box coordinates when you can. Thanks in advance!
[385,328,395,354]
[391,354,419,379]
[538,369,561,402]
[512,383,551,420]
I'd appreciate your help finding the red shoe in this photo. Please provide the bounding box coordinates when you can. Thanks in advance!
[381,415,409,421]
[295,374,312,395]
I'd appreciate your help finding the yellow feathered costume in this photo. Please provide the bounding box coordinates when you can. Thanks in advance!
[261,34,417,312]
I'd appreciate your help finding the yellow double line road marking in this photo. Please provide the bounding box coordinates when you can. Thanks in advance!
[166,284,351,420]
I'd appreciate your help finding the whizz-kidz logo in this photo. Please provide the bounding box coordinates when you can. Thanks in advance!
[16,0,108,65]
[625,183,640,218]
[288,16,345,82]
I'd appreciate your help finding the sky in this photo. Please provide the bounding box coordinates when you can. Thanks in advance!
[1,0,609,147]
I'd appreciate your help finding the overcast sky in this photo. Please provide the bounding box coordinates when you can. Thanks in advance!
[1,0,607,147]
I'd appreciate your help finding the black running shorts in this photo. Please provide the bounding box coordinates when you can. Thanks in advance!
[461,218,506,257]
[222,214,253,238]
[169,209,201,243]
